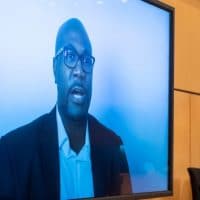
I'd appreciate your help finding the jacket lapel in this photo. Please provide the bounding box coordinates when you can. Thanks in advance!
[88,115,106,197]
[38,107,60,200]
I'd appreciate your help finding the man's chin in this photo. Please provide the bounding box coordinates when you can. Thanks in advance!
[68,112,88,121]
[65,107,88,121]
[58,101,90,121]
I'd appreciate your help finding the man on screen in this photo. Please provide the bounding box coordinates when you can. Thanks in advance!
[0,18,131,200]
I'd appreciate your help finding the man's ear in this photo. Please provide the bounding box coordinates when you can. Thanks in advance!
[53,58,58,84]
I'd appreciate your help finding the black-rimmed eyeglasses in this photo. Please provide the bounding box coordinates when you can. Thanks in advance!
[54,47,95,73]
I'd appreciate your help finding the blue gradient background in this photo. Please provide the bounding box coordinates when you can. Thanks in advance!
[0,0,170,194]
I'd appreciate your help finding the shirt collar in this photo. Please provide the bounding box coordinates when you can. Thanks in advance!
[56,106,90,160]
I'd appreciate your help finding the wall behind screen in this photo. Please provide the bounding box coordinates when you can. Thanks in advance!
[0,0,171,194]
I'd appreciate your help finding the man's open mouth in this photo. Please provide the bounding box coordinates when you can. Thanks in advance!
[70,86,86,104]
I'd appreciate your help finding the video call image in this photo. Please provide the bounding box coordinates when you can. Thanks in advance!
[0,0,172,199]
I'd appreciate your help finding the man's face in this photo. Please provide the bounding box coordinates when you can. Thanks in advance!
[54,29,93,120]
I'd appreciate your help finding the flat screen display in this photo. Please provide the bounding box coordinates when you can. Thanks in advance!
[0,0,174,199]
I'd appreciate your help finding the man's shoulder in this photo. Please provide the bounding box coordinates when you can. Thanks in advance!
[1,112,51,148]
[88,114,122,146]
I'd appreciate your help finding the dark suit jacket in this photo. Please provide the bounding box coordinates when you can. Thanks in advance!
[0,108,128,200]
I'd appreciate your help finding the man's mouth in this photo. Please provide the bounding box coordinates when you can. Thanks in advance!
[70,86,86,104]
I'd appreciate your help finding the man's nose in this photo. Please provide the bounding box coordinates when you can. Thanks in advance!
[73,60,85,78]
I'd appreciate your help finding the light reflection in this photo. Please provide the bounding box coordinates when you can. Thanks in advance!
[121,0,128,3]
[96,0,104,5]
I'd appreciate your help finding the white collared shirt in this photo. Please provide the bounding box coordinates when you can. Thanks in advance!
[56,107,94,200]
